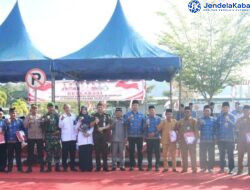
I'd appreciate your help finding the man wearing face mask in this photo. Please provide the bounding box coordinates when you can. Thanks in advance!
[59,104,77,172]
[91,102,111,172]
[236,105,250,175]
[216,102,236,174]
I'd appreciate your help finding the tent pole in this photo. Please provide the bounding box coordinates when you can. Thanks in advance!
[51,73,55,103]
[179,73,182,111]
[51,61,56,103]
[76,81,81,114]
[170,79,173,109]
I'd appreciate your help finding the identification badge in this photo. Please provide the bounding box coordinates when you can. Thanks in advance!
[169,130,177,143]
[0,133,5,144]
[16,131,26,142]
[246,133,250,144]
[184,132,195,144]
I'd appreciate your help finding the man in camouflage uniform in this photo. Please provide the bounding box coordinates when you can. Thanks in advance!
[42,103,61,172]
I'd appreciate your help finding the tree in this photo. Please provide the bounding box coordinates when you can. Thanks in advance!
[0,90,7,107]
[12,99,29,116]
[0,83,28,106]
[159,5,250,103]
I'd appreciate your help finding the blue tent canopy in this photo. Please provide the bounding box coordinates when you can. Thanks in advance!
[0,3,51,83]
[55,0,181,82]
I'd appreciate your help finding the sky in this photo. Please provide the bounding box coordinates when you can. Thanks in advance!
[0,0,173,59]
[0,0,249,97]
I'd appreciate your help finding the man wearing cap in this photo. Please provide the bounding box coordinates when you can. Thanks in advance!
[41,103,61,172]
[59,104,78,172]
[4,107,25,172]
[144,105,161,171]
[125,100,145,171]
[0,108,7,172]
[236,105,250,175]
[176,106,199,173]
[111,107,127,171]
[91,102,111,172]
[216,102,236,174]
[24,104,44,173]
[157,109,178,172]
[198,105,216,173]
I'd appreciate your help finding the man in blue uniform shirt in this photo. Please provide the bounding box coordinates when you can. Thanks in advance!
[198,105,216,173]
[125,100,145,171]
[4,107,25,172]
[216,102,236,174]
[145,105,161,171]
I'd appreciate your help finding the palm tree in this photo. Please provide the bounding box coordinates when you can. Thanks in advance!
[0,90,7,107]
[12,99,29,116]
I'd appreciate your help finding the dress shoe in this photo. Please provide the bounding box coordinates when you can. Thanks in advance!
[139,167,144,171]
[103,168,109,172]
[147,167,152,171]
[25,168,32,173]
[71,168,78,172]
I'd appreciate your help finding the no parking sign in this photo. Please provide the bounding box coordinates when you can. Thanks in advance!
[25,68,46,89]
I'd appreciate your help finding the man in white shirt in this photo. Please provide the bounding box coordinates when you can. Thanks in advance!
[59,104,77,172]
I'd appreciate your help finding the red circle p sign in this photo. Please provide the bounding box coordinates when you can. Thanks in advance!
[25,68,47,89]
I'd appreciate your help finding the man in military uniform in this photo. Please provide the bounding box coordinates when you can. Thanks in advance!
[91,102,111,172]
[176,106,199,173]
[42,103,61,172]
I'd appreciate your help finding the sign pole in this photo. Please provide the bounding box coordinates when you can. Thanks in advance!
[35,89,37,105]
[51,71,55,103]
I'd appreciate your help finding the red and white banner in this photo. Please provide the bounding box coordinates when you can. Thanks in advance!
[28,80,146,102]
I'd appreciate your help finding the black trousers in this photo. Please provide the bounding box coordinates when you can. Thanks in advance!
[27,139,44,168]
[146,139,160,168]
[79,144,93,171]
[218,141,235,170]
[94,135,108,170]
[128,137,143,168]
[0,143,7,171]
[62,140,76,169]
[7,142,22,170]
[199,142,215,170]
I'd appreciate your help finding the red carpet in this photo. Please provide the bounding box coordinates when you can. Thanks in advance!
[0,167,250,190]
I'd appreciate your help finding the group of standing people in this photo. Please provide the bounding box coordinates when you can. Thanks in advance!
[0,100,249,175]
